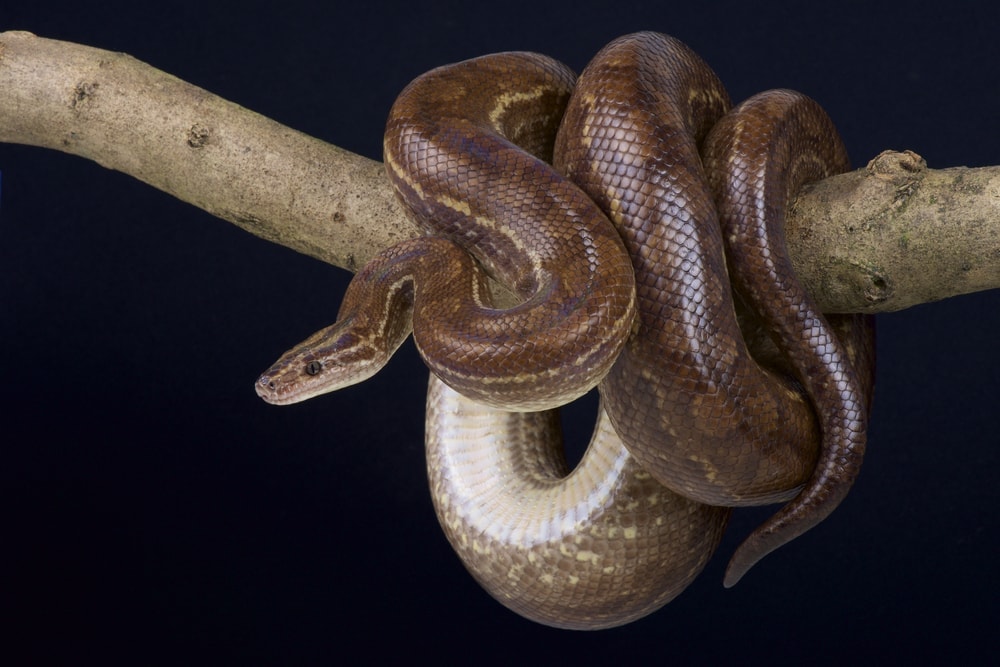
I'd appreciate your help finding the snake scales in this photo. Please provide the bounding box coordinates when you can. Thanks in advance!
[257,32,875,629]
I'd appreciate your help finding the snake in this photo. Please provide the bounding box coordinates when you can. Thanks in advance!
[256,32,875,629]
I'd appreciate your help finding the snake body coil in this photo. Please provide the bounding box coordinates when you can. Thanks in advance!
[257,32,875,628]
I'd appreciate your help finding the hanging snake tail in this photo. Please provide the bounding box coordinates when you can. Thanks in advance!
[723,312,875,587]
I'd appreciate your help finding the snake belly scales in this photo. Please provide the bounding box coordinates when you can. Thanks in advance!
[256,32,876,630]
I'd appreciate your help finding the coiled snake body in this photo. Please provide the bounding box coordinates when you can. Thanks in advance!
[258,32,875,629]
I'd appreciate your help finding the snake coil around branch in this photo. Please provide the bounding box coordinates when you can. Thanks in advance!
[257,32,875,629]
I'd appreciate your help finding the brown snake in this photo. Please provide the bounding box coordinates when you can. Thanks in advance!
[257,32,875,629]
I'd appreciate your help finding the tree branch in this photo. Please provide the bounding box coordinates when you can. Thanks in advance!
[2,31,997,313]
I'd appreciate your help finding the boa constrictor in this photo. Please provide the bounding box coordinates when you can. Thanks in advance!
[257,31,875,630]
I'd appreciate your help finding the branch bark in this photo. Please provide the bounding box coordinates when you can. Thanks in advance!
[2,31,997,313]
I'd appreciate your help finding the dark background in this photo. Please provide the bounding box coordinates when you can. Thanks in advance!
[2,1,997,663]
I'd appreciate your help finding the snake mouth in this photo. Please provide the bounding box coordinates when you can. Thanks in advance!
[254,373,289,404]
[255,371,324,405]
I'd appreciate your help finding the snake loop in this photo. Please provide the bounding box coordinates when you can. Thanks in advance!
[426,376,729,630]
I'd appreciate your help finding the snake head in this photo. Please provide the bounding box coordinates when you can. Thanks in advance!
[255,317,401,405]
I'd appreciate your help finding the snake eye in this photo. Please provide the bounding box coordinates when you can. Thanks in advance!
[305,361,323,376]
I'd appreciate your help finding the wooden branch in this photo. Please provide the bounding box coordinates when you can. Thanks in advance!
[2,31,997,313]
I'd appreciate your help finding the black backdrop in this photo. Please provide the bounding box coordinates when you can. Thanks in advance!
[2,1,997,663]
